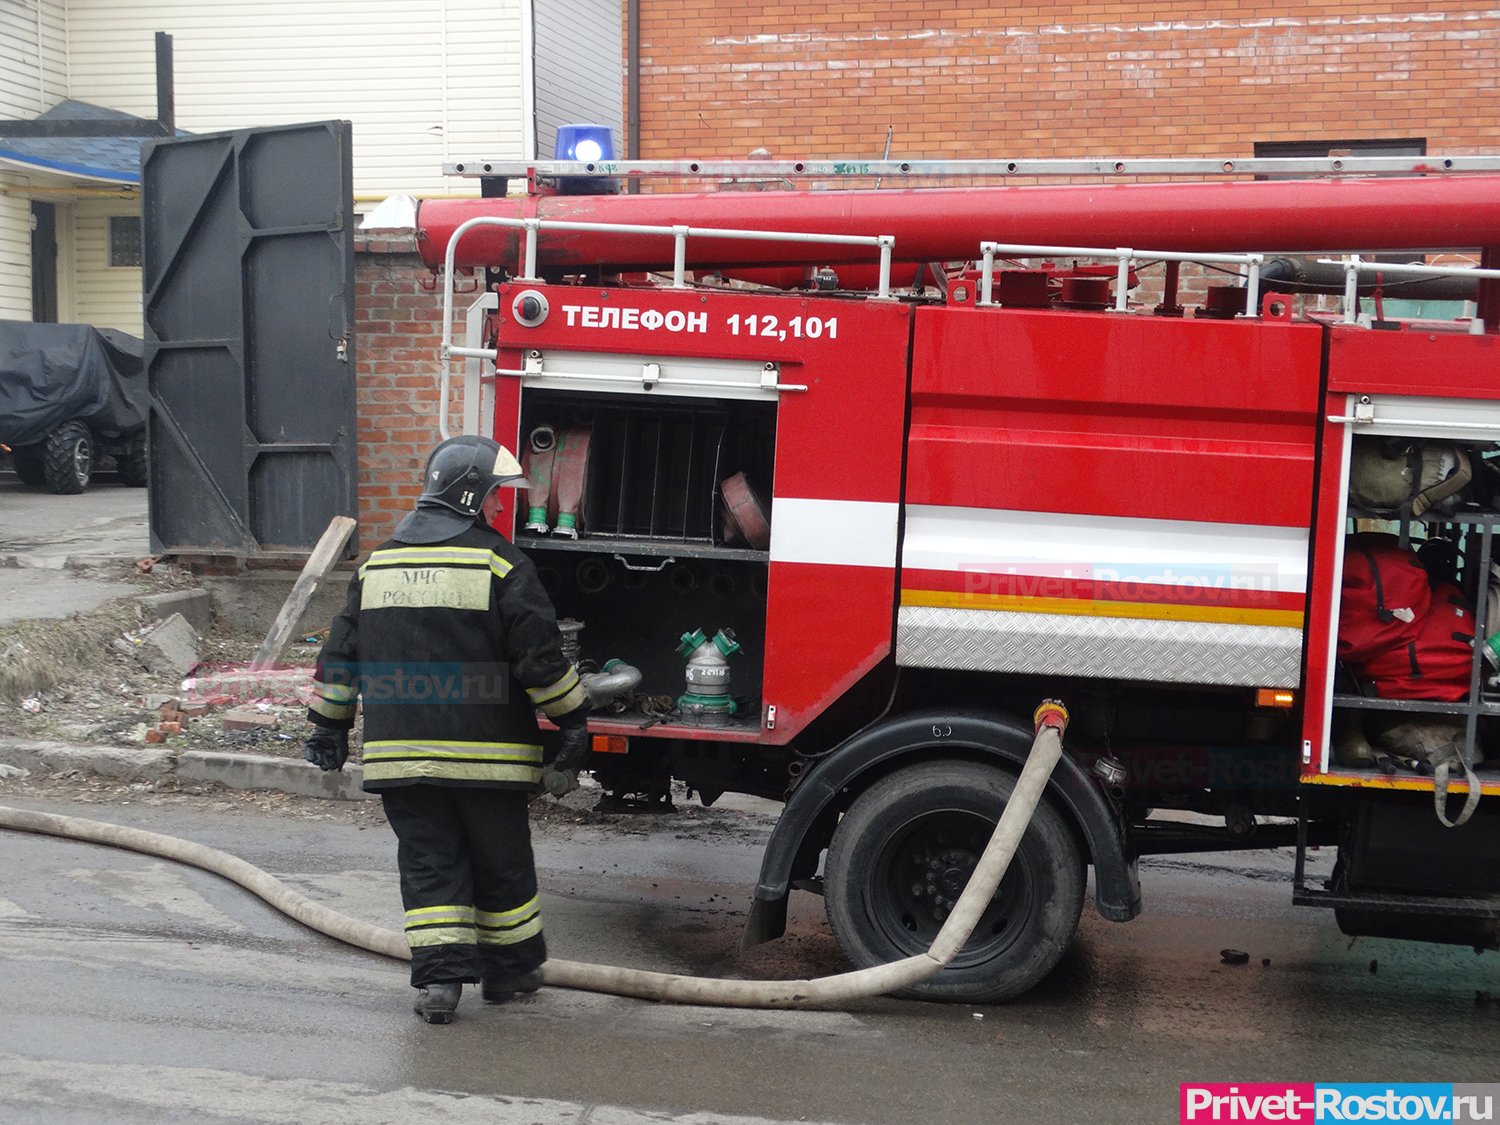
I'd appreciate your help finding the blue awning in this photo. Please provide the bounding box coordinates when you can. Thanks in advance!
[0,100,166,185]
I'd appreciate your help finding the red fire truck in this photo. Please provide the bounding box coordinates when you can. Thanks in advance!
[414,155,1500,1002]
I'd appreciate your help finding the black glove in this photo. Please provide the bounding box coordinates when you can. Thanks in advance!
[554,722,590,772]
[540,722,589,797]
[304,727,349,772]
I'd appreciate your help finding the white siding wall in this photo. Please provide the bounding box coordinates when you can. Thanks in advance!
[0,0,69,117]
[533,0,622,162]
[65,0,530,198]
[0,181,32,319]
[69,199,142,332]
[1,0,69,322]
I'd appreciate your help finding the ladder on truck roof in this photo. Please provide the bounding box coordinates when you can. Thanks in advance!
[444,154,1500,182]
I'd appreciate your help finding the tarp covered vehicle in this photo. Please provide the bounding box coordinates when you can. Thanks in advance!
[0,321,149,493]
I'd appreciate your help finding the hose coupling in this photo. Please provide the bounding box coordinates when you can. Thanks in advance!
[1033,699,1070,734]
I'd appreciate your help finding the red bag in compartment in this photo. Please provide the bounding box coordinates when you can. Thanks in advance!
[1360,582,1476,701]
[1338,533,1431,664]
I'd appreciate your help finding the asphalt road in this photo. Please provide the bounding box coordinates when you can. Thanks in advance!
[1,786,1496,1125]
[0,473,151,624]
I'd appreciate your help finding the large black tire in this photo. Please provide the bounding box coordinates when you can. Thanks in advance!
[42,421,93,494]
[10,448,45,486]
[116,431,149,487]
[824,760,1086,1003]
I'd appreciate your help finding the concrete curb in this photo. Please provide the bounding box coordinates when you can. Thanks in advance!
[138,589,214,635]
[0,738,374,802]
[0,739,176,783]
[178,750,373,801]
[0,552,143,571]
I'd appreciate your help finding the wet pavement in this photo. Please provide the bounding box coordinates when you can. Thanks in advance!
[0,788,1496,1124]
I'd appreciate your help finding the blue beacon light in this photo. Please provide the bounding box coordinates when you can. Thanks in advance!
[554,124,617,194]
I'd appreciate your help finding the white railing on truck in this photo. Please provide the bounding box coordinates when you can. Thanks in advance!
[1318,255,1500,327]
[977,242,1265,317]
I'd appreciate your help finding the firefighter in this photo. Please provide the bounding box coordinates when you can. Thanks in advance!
[302,434,590,1024]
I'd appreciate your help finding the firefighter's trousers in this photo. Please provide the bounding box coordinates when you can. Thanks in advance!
[380,786,546,988]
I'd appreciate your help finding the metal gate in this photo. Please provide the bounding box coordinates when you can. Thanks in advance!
[141,120,356,556]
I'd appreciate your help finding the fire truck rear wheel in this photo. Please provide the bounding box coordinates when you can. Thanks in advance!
[823,759,1086,1003]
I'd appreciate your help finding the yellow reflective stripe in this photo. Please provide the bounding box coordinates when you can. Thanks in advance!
[537,682,588,718]
[363,760,544,785]
[367,547,495,566]
[309,697,357,721]
[406,926,477,949]
[359,547,512,582]
[476,915,543,946]
[527,668,581,706]
[405,905,476,926]
[475,896,539,928]
[363,741,543,763]
[320,682,357,702]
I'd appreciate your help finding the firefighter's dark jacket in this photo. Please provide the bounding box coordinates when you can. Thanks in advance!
[306,522,587,791]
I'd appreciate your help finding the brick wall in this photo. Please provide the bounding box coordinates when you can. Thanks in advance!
[354,234,461,554]
[631,3,1500,159]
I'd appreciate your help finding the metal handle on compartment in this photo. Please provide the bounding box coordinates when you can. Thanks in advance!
[493,367,808,393]
[1328,413,1500,431]
[613,554,676,572]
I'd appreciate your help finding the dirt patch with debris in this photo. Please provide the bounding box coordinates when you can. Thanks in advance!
[0,596,146,704]
[0,572,783,848]
[1,566,344,762]
[0,556,205,702]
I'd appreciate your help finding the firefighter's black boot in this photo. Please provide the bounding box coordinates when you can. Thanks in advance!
[413,982,462,1024]
[482,968,543,1004]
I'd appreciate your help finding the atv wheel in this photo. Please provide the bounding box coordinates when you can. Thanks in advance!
[823,759,1085,1003]
[10,448,46,486]
[43,421,93,493]
[117,431,149,487]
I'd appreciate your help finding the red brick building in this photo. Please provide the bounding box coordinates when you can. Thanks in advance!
[629,3,1500,160]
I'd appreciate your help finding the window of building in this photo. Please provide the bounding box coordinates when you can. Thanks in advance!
[1253,139,1426,172]
[108,216,142,268]
[1253,138,1425,159]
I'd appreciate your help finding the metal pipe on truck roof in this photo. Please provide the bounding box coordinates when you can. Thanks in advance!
[416,175,1500,273]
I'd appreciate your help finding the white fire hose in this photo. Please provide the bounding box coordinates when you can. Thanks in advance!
[0,701,1068,1009]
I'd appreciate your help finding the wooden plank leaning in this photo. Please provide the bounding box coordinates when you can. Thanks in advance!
[248,516,358,672]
